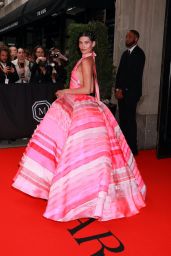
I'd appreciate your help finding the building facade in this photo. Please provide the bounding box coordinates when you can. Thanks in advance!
[0,0,114,51]
[0,0,170,152]
[113,0,167,150]
[0,0,28,16]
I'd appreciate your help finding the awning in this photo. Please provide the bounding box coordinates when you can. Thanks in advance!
[68,0,114,9]
[22,0,114,25]
[22,0,66,25]
[0,2,27,34]
[0,0,114,35]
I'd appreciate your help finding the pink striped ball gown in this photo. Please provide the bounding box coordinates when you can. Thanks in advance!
[12,52,146,221]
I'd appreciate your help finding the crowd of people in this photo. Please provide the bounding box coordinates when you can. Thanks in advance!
[0,45,68,86]
[1,29,145,156]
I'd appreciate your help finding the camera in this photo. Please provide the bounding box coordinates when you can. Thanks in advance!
[49,48,68,63]
[50,52,59,58]
[6,62,12,72]
[49,50,60,60]
[6,62,12,68]
[49,47,60,59]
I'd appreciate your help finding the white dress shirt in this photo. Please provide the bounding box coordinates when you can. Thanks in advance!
[128,44,137,54]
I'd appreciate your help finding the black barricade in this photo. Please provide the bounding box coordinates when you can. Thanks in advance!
[0,83,63,139]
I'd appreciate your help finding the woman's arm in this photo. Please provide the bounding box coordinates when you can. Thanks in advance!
[56,57,93,97]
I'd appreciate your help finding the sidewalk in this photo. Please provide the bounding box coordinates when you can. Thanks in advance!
[0,138,28,148]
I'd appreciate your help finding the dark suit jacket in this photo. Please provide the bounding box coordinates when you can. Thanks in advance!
[0,62,19,84]
[115,45,145,102]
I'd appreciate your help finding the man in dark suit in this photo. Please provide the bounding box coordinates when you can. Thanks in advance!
[115,30,145,155]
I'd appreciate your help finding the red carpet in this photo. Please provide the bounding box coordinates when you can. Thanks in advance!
[0,147,171,256]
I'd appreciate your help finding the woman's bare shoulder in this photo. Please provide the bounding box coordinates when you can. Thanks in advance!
[81,56,94,68]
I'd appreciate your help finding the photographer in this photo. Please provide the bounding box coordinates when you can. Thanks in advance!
[0,46,19,84]
[30,46,52,84]
[49,47,67,86]
[12,48,31,83]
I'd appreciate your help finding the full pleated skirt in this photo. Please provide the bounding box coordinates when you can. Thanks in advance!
[12,94,146,221]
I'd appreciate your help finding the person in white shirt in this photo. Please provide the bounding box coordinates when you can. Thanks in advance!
[12,48,31,83]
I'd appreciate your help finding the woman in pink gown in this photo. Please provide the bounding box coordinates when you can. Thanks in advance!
[12,31,146,221]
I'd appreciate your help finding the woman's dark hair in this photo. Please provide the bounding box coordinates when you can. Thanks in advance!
[17,48,25,53]
[78,31,96,42]
[33,45,46,60]
[24,48,32,57]
[0,46,10,61]
[129,30,140,39]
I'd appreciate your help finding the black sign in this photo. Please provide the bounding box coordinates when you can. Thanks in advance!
[0,83,61,140]
[22,0,66,25]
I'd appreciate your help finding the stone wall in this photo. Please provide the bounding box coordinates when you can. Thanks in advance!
[0,0,28,17]
[113,0,166,149]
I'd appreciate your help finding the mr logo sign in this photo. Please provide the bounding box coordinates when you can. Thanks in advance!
[32,100,51,122]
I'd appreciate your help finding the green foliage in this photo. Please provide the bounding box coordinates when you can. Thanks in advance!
[66,22,114,99]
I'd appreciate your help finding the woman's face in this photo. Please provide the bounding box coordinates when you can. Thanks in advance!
[35,47,45,58]
[10,47,17,58]
[0,50,8,63]
[17,48,25,61]
[79,36,95,54]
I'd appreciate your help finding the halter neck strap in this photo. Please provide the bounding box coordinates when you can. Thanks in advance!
[82,51,96,59]
[74,51,100,102]
[82,52,100,102]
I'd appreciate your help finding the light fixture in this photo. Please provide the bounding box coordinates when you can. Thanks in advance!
[66,7,85,15]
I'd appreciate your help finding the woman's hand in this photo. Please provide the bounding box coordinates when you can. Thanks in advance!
[55,89,68,98]
[36,57,46,64]
[3,66,10,74]
[10,67,15,73]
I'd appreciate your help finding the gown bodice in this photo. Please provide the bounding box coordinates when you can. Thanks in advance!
[69,51,100,101]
